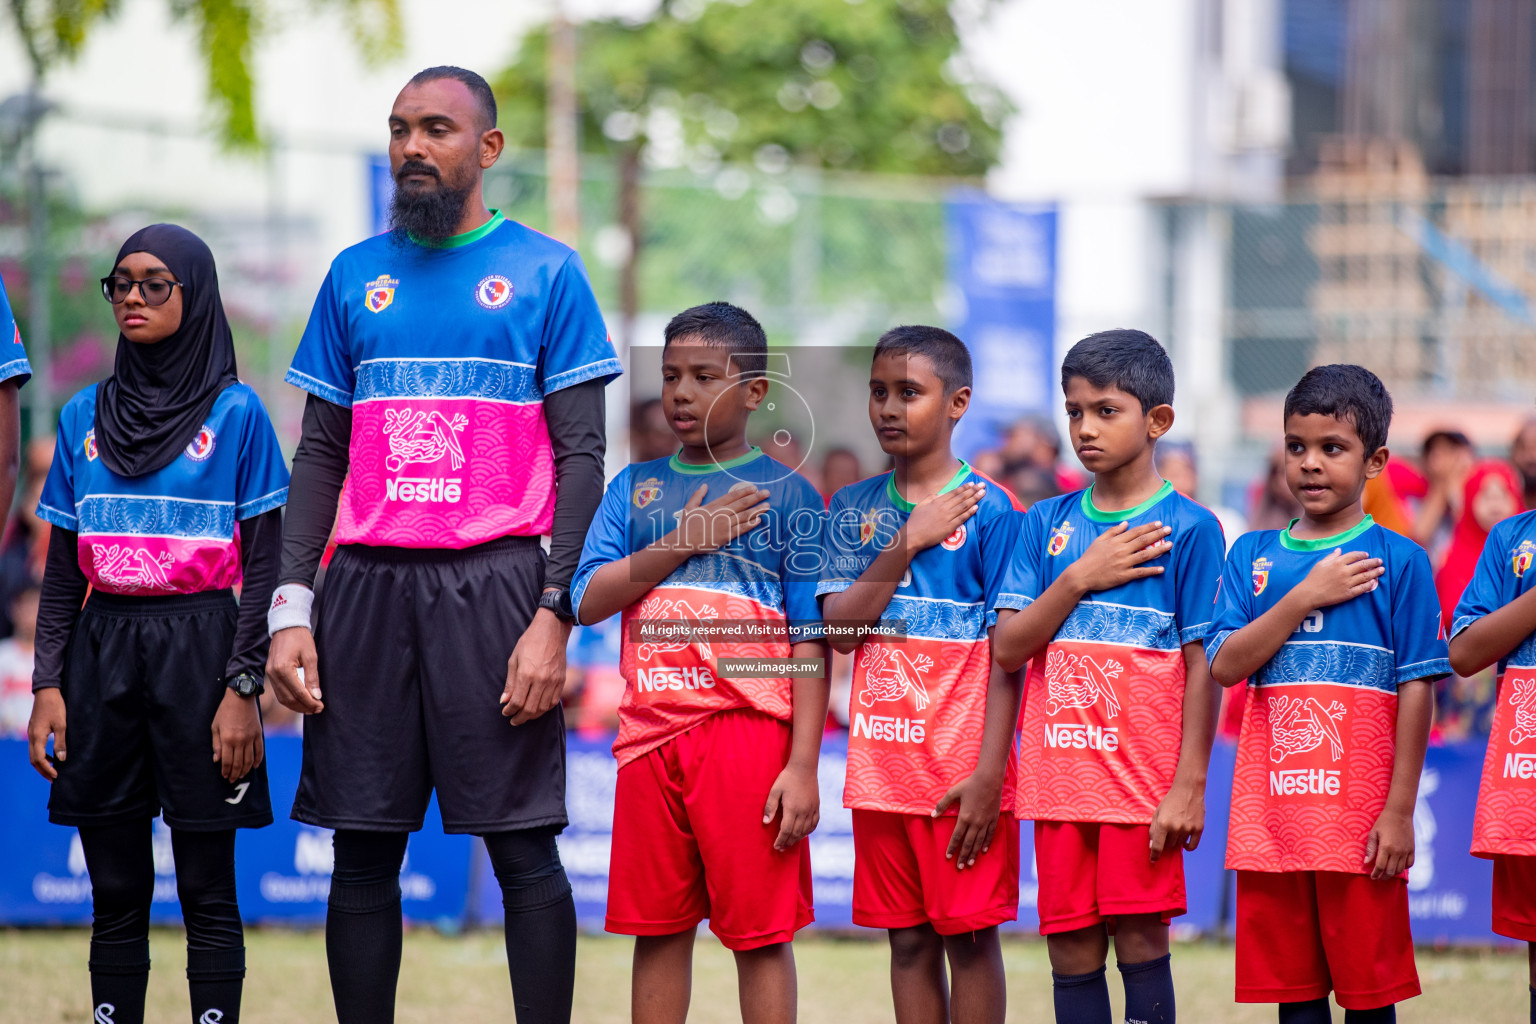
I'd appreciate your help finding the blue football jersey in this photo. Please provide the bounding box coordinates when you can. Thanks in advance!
[0,272,33,387]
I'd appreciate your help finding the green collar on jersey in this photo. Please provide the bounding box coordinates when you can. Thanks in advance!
[409,209,505,249]
[1079,479,1174,523]
[886,460,972,512]
[668,445,764,475]
[1280,514,1376,551]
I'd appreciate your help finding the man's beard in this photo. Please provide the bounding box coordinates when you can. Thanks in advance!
[389,163,475,245]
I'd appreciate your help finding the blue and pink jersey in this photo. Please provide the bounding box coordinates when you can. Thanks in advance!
[1451,510,1536,858]
[37,383,289,595]
[287,212,621,549]
[820,464,1024,816]
[1207,517,1449,873]
[995,482,1224,825]
[572,448,826,768]
[0,274,34,388]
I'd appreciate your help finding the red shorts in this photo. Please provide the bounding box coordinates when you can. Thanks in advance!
[1033,820,1185,935]
[1492,855,1536,942]
[851,810,1020,935]
[1235,871,1419,1010]
[605,708,813,951]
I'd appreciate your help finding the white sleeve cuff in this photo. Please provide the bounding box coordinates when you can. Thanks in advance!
[267,583,315,636]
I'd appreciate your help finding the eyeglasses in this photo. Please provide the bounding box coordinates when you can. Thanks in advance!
[100,276,184,306]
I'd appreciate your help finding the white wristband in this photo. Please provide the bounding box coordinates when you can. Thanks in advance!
[267,583,315,636]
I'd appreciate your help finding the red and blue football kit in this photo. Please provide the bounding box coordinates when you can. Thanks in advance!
[0,273,33,389]
[1207,516,1448,1008]
[821,463,1023,934]
[573,448,824,949]
[994,481,1223,934]
[1451,509,1536,941]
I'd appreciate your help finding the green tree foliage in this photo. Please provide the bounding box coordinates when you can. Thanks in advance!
[6,0,403,148]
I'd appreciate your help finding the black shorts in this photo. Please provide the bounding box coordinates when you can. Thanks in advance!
[293,536,566,834]
[49,589,273,831]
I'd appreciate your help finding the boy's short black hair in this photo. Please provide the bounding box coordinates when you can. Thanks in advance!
[407,66,497,131]
[1059,329,1174,413]
[1283,364,1393,454]
[663,302,768,379]
[873,325,973,394]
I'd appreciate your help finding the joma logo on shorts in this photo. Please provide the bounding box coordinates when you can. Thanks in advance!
[636,666,716,692]
[385,477,462,503]
[1504,752,1536,779]
[1043,723,1119,752]
[851,713,926,744]
[1269,768,1341,796]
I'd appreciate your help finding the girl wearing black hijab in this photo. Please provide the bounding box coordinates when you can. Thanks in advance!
[26,225,289,1024]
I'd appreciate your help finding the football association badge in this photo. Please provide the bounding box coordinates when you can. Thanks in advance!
[941,523,967,551]
[364,274,397,313]
[1514,540,1536,579]
[1252,556,1272,596]
[860,510,881,546]
[184,425,216,462]
[475,275,514,310]
[632,477,663,509]
[84,430,98,461]
[1047,520,1074,556]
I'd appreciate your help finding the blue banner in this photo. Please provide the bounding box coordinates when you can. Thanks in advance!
[945,191,1058,458]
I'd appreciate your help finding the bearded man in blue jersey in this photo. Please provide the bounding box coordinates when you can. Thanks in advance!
[265,67,620,1024]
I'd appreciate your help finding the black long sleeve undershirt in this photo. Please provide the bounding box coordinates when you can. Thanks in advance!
[277,379,607,592]
[32,507,282,691]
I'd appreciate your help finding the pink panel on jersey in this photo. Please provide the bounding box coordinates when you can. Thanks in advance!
[845,638,1018,817]
[1226,683,1398,873]
[1016,641,1185,824]
[341,398,554,548]
[80,534,243,596]
[1473,669,1536,857]
[613,586,795,768]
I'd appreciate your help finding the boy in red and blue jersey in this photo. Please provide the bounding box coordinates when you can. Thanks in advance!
[1449,506,1536,1021]
[821,326,1023,1024]
[1208,365,1446,1023]
[573,303,828,1024]
[992,330,1224,1024]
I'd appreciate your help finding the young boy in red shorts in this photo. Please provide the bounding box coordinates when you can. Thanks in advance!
[820,326,1023,1024]
[572,303,829,1024]
[1449,497,1536,1023]
[992,329,1225,1024]
[1207,364,1446,1023]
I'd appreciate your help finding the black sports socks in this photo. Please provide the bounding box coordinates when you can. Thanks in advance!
[325,830,409,1024]
[1053,964,1112,1023]
[1118,953,1175,1023]
[172,829,245,1024]
[80,822,155,1024]
[486,828,578,1024]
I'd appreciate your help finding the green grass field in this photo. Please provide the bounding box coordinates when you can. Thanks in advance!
[0,929,1527,1023]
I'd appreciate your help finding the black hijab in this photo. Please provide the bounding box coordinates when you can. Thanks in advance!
[94,224,239,478]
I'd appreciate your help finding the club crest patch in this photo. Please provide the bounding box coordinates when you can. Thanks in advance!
[84,430,98,461]
[941,523,967,551]
[1252,556,1272,596]
[1047,521,1074,556]
[475,275,514,310]
[1514,540,1536,579]
[860,511,881,546]
[632,477,663,508]
[185,425,216,462]
[364,274,397,313]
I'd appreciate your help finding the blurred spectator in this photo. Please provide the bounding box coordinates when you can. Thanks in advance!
[0,580,37,737]
[820,447,863,503]
[566,616,624,737]
[1006,464,1060,510]
[757,431,812,488]
[1363,457,1427,539]
[1414,429,1474,557]
[1247,446,1303,532]
[630,397,676,462]
[1511,417,1536,509]
[980,414,1085,494]
[0,437,56,635]
[970,448,1005,479]
[1435,461,1523,631]
[1155,441,1246,549]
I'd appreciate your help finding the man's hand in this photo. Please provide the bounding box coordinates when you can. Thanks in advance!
[267,626,323,714]
[903,481,984,552]
[27,688,66,781]
[763,762,820,851]
[502,608,571,725]
[933,771,1002,870]
[1298,548,1384,610]
[1065,521,1173,594]
[211,689,265,782]
[1365,809,1415,880]
[1149,778,1205,863]
[672,482,770,556]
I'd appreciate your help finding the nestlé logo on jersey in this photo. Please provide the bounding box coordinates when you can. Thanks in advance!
[1267,692,1347,799]
[635,665,716,692]
[1504,676,1536,780]
[382,408,467,503]
[852,646,931,745]
[1041,649,1124,754]
[1047,521,1074,556]
[475,275,514,310]
[1252,556,1272,596]
[364,274,397,313]
[184,424,215,462]
[1514,540,1536,579]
